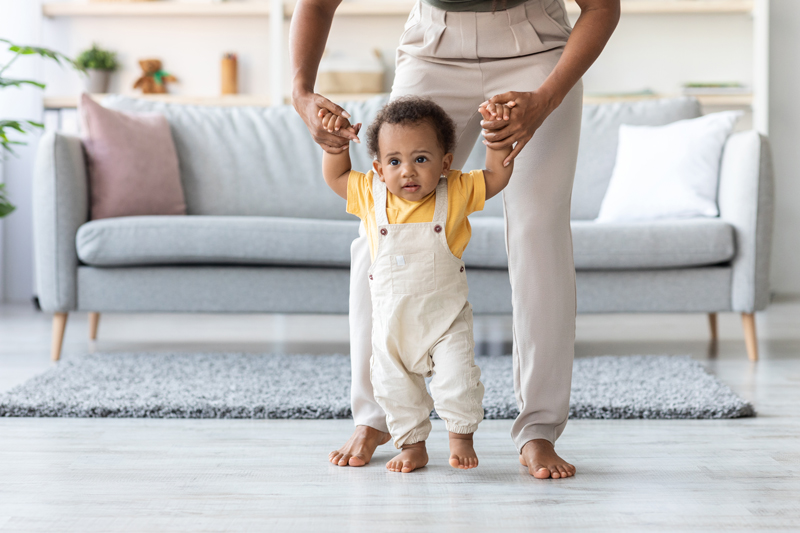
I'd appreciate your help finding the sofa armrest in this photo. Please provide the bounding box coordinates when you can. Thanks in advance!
[718,130,775,313]
[33,132,89,312]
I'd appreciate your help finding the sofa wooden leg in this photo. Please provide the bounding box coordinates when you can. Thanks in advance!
[88,312,100,341]
[708,313,718,341]
[51,312,68,362]
[741,312,759,362]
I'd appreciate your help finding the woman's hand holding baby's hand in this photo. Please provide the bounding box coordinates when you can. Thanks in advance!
[292,91,360,155]
[478,101,514,122]
[318,110,362,153]
[480,90,559,167]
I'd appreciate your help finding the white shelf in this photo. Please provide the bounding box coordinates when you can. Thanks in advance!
[41,0,767,132]
[43,2,271,17]
[44,92,752,110]
[44,93,272,109]
[43,1,755,18]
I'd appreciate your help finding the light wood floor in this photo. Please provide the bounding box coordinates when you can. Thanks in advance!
[1,299,799,532]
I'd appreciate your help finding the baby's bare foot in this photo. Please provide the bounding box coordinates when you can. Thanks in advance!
[386,441,428,473]
[449,432,478,469]
[519,439,576,479]
[329,425,391,467]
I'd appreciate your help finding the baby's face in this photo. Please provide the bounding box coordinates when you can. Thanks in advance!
[372,121,453,202]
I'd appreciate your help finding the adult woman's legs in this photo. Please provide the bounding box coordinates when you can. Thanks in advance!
[482,51,583,477]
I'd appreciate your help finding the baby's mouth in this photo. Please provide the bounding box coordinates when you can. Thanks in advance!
[402,183,420,193]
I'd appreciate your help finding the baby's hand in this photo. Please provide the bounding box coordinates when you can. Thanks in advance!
[478,101,514,122]
[318,109,361,140]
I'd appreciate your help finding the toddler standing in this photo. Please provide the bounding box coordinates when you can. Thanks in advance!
[321,97,514,473]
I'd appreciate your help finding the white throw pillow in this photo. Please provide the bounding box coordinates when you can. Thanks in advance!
[595,111,742,223]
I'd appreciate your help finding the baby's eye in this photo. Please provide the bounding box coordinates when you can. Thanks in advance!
[389,159,400,166]
[415,156,427,163]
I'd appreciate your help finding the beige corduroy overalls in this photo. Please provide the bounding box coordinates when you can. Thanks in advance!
[368,174,485,448]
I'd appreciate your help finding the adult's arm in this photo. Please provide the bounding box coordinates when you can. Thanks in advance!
[482,0,620,166]
[290,0,359,153]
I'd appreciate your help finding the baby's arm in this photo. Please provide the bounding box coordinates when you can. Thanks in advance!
[320,111,361,200]
[479,103,515,200]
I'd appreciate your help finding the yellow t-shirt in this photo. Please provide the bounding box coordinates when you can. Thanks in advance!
[346,169,486,262]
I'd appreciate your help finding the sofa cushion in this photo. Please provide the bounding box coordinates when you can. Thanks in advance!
[460,97,703,220]
[570,97,702,221]
[101,95,388,221]
[76,216,360,268]
[464,217,735,269]
[76,215,735,271]
[79,93,186,220]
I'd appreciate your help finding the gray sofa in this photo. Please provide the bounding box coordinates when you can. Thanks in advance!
[33,95,774,362]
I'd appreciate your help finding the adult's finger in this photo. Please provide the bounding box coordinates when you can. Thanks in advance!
[314,129,351,148]
[488,91,520,105]
[504,137,529,167]
[483,135,518,150]
[481,118,513,130]
[482,127,514,143]
[313,94,351,119]
[334,115,350,131]
[319,142,350,154]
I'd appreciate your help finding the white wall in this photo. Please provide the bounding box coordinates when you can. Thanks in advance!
[0,0,798,302]
[0,0,42,303]
[768,0,800,293]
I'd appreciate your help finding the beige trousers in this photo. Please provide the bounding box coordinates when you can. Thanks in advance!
[349,0,582,451]
[369,176,484,448]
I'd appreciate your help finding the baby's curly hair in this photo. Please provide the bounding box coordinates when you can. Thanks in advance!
[367,97,456,158]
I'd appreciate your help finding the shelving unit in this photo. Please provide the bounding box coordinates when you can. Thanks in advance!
[43,91,753,110]
[42,0,757,17]
[41,0,769,132]
[42,2,272,16]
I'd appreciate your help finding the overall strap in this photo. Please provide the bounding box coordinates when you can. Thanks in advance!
[372,172,389,226]
[431,177,448,226]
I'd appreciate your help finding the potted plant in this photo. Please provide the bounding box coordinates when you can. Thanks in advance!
[1,38,82,217]
[75,43,118,94]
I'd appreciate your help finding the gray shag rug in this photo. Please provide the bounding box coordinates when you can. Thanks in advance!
[0,353,754,419]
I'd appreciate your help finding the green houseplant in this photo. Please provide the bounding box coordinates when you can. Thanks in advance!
[75,43,118,94]
[0,38,82,217]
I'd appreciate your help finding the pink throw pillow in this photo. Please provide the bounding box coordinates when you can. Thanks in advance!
[79,93,186,220]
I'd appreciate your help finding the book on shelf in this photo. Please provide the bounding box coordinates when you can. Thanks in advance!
[682,83,751,95]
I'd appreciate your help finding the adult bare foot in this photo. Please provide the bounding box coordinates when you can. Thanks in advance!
[519,439,576,479]
[448,432,479,469]
[386,441,428,473]
[329,425,391,467]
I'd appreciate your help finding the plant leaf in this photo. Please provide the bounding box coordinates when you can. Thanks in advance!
[0,77,46,89]
[0,183,16,217]
[1,39,84,73]
[0,120,28,134]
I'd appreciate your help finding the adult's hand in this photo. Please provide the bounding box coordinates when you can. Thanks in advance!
[293,89,360,154]
[480,90,558,167]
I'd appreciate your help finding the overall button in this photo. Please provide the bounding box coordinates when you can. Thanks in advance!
[434,225,442,233]
[460,266,464,272]
[380,228,388,236]
[369,274,373,280]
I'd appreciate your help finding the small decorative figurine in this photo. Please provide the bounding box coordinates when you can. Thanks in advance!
[133,59,177,94]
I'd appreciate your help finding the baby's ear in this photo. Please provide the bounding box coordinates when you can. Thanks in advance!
[442,152,454,175]
[372,159,384,181]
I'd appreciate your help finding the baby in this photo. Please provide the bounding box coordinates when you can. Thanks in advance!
[321,97,514,473]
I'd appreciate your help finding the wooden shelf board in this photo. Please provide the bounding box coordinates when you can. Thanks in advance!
[42,2,271,17]
[584,93,752,105]
[44,94,272,109]
[43,0,754,18]
[45,92,751,110]
[577,0,754,15]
